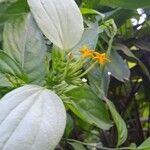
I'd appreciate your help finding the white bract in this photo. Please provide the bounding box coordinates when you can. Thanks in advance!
[0,85,66,150]
[27,0,84,50]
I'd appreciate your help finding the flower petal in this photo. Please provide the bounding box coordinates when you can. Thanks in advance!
[27,0,84,50]
[0,85,66,150]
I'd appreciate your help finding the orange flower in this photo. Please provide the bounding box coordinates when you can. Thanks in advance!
[93,52,110,65]
[80,46,94,58]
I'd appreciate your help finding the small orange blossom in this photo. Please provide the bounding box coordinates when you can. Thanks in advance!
[80,46,110,65]
[80,46,94,58]
[93,52,110,65]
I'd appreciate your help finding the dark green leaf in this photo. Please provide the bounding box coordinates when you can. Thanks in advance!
[105,98,128,146]
[83,0,150,9]
[105,8,135,27]
[135,40,150,53]
[136,20,150,38]
[65,86,112,130]
[100,0,150,9]
[114,43,150,79]
[0,0,29,24]
[65,114,74,137]
[82,0,101,9]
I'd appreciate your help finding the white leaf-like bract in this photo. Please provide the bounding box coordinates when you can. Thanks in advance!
[0,85,66,150]
[27,0,84,50]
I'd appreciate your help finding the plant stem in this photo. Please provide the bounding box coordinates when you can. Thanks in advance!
[77,61,98,78]
[99,35,114,91]
[107,35,114,56]
[67,139,138,150]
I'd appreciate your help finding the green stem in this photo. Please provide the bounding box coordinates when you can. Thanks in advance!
[67,139,137,150]
[78,61,98,78]
[107,35,114,56]
[63,59,71,79]
[99,33,114,91]
[99,65,105,90]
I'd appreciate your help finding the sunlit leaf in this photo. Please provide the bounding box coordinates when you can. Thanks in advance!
[105,98,128,146]
[69,142,87,150]
[0,85,66,150]
[138,137,150,150]
[28,0,84,50]
[81,8,104,18]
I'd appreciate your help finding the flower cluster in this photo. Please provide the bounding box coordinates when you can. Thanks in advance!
[80,46,110,65]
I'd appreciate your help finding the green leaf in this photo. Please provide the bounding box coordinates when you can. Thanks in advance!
[0,50,25,80]
[0,74,11,87]
[118,19,134,38]
[87,65,110,98]
[65,114,74,137]
[135,40,150,53]
[3,13,47,84]
[105,98,128,146]
[99,0,150,9]
[0,0,17,3]
[0,74,13,96]
[2,0,29,14]
[114,43,136,59]
[80,8,104,19]
[65,86,112,130]
[105,8,135,27]
[106,50,130,82]
[82,0,102,10]
[69,142,87,150]
[136,20,150,38]
[114,43,150,79]
[0,0,29,24]
[72,22,99,58]
[0,24,3,43]
[138,137,150,150]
